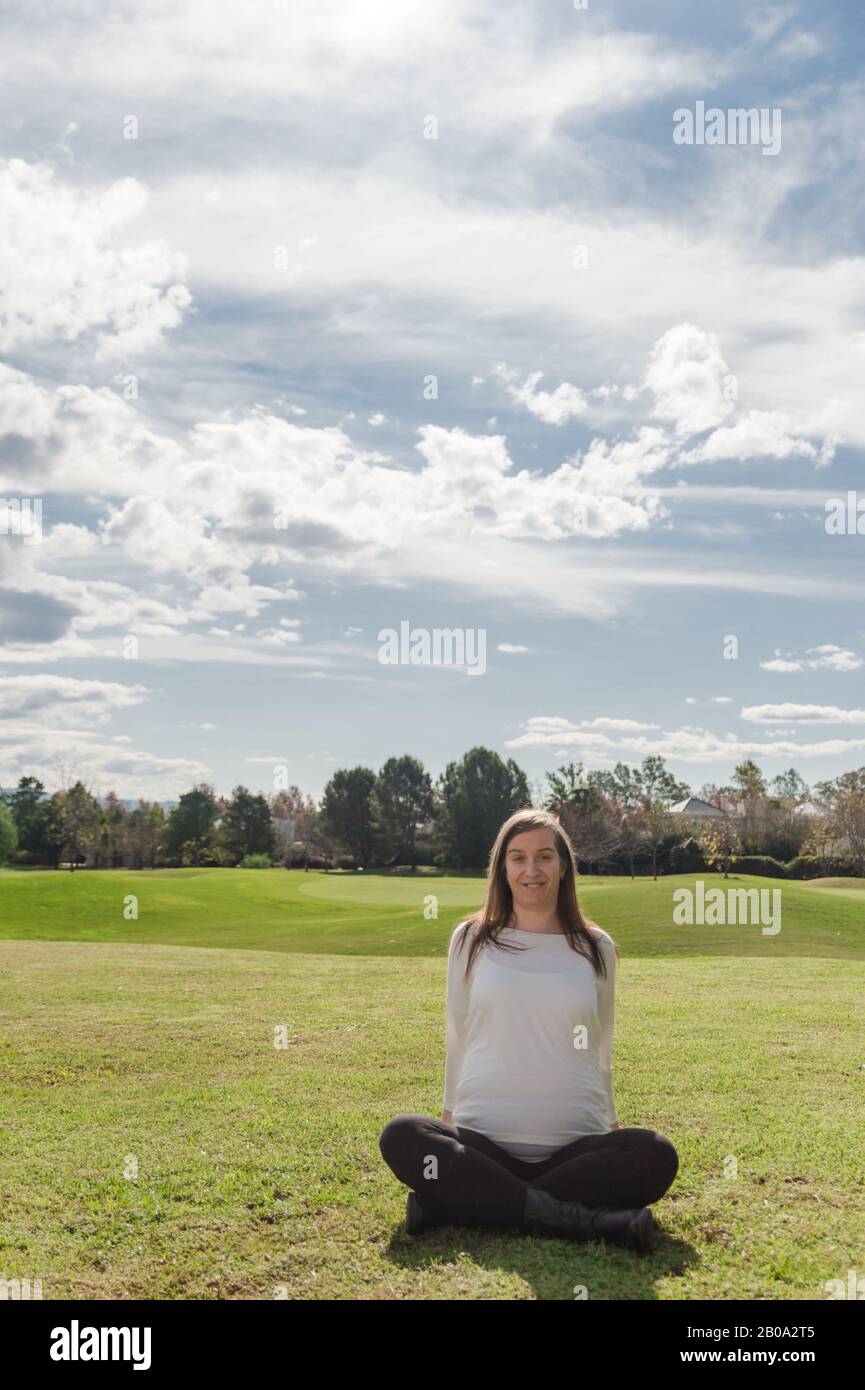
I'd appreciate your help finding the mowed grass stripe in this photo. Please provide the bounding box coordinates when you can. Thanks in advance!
[1,868,864,958]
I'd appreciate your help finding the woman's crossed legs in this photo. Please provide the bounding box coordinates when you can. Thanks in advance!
[379,1113,679,1229]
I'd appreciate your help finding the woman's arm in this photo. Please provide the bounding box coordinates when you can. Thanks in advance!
[442,923,470,1121]
[592,927,620,1131]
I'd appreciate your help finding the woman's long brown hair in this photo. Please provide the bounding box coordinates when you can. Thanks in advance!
[455,807,618,982]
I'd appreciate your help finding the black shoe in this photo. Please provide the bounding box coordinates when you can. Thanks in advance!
[406,1191,450,1235]
[522,1186,658,1254]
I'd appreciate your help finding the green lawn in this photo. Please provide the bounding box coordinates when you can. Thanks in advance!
[0,868,863,1299]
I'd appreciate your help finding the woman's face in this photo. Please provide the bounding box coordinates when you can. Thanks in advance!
[504,827,565,914]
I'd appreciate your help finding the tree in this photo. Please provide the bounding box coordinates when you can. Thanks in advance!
[97,791,129,868]
[732,759,768,800]
[771,768,809,804]
[0,802,18,864]
[45,781,103,870]
[801,818,836,865]
[629,757,689,879]
[220,787,276,864]
[563,797,622,873]
[762,769,811,861]
[545,762,590,806]
[127,801,165,869]
[699,813,742,879]
[320,767,377,867]
[730,759,775,854]
[374,755,433,868]
[271,786,320,869]
[435,747,531,870]
[814,769,865,874]
[633,798,678,881]
[2,776,51,862]
[544,763,621,873]
[612,803,644,879]
[609,762,645,809]
[639,756,690,806]
[164,785,220,864]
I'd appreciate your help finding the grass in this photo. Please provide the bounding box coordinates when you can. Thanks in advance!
[0,868,863,1299]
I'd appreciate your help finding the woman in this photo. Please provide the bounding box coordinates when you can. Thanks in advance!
[379,808,679,1252]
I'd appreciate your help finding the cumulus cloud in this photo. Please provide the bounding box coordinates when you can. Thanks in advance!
[759,645,862,673]
[679,410,833,466]
[0,674,148,724]
[493,365,588,425]
[0,158,191,359]
[644,324,735,438]
[0,722,211,799]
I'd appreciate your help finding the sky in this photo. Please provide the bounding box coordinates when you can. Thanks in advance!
[1,0,864,803]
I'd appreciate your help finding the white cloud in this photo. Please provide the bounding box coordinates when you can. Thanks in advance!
[759,645,862,673]
[807,645,863,672]
[644,323,735,438]
[0,158,191,359]
[742,703,865,724]
[495,366,588,426]
[506,713,865,761]
[0,674,148,724]
[578,716,660,731]
[678,409,831,466]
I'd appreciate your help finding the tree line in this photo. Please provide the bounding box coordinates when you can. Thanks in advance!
[1,751,863,877]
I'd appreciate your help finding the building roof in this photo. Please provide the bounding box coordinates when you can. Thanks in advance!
[669,796,724,817]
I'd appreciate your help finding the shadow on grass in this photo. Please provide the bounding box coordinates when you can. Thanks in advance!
[378,1202,697,1300]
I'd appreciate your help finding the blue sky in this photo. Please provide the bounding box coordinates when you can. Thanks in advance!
[1,0,864,802]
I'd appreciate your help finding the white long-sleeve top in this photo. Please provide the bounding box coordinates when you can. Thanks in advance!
[443,919,620,1161]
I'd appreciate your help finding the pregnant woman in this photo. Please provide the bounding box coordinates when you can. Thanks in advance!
[378,807,679,1252]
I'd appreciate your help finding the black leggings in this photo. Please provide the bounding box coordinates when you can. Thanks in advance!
[379,1114,679,1229]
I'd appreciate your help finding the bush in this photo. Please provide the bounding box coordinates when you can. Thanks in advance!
[784,855,823,879]
[238,854,272,869]
[730,855,788,878]
[284,852,332,870]
[669,839,706,873]
[785,855,861,879]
